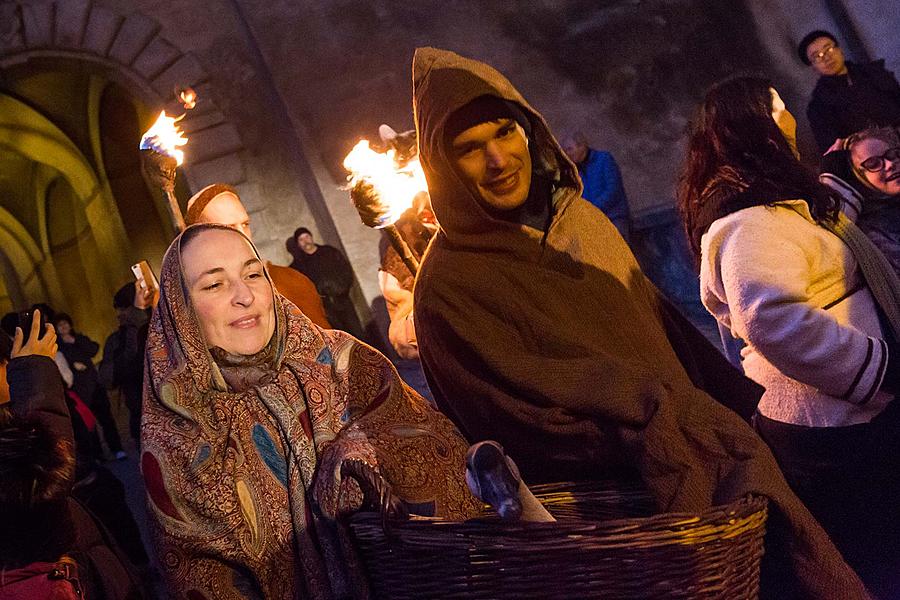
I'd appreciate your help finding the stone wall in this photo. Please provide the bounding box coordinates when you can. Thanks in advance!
[3,0,898,328]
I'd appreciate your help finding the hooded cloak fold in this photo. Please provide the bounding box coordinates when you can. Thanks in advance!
[412,47,868,599]
[141,224,478,600]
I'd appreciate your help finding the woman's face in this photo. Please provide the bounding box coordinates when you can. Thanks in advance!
[181,229,275,355]
[55,320,72,337]
[851,137,900,197]
[769,88,798,154]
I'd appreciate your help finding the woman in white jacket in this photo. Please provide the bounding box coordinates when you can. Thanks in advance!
[677,75,900,595]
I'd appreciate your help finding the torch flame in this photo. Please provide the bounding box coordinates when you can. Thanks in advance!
[140,111,189,165]
[179,88,197,110]
[342,140,427,228]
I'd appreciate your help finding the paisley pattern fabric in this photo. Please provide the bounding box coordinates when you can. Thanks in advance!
[141,224,479,600]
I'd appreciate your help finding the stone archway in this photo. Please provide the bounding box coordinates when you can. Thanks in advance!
[0,92,130,284]
[0,204,60,304]
[0,0,251,209]
[0,0,259,338]
[0,91,118,339]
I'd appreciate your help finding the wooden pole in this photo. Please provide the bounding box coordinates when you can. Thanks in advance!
[141,149,185,233]
[383,224,419,276]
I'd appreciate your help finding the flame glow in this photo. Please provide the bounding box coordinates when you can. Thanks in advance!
[343,140,428,227]
[139,111,189,165]
[179,88,197,110]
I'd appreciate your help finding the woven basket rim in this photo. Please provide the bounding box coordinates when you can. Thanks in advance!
[350,492,768,543]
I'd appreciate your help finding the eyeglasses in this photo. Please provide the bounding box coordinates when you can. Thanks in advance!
[859,147,900,172]
[809,45,838,64]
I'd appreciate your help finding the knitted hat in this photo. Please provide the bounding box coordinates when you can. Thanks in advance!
[444,95,532,144]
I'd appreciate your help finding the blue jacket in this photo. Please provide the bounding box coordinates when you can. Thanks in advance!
[577,149,630,224]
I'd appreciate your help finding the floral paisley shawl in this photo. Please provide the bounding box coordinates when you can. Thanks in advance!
[141,224,479,600]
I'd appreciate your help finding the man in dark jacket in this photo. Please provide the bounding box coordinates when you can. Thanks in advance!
[799,30,900,152]
[410,46,867,598]
[287,227,364,337]
[99,283,150,448]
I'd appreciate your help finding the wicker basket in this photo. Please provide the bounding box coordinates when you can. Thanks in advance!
[349,481,768,599]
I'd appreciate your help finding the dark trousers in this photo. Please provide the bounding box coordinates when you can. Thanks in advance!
[121,384,142,449]
[755,405,900,598]
[73,466,149,567]
[324,294,365,339]
[89,387,123,454]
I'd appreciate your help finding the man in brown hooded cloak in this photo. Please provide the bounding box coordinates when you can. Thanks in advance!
[411,47,869,599]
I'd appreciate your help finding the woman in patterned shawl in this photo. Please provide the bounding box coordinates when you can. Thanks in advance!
[141,224,479,600]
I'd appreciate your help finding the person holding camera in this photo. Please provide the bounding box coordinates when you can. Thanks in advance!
[1,310,146,599]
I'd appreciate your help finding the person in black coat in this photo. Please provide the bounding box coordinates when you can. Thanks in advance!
[287,227,365,337]
[799,30,900,152]
[99,284,150,448]
[54,313,126,460]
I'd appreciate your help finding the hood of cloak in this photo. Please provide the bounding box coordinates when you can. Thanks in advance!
[413,46,581,252]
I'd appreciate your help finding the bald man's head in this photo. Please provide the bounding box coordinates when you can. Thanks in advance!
[185,184,252,240]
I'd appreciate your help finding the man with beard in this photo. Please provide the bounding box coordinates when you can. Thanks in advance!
[410,46,866,598]
[288,227,364,337]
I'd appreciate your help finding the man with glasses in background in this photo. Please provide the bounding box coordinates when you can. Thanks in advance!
[799,29,900,153]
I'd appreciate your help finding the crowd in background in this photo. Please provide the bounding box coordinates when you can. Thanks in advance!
[1,25,899,600]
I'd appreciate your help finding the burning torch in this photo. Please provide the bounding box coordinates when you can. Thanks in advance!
[139,88,196,233]
[343,137,428,276]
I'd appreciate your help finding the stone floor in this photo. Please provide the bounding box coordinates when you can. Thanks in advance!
[100,391,165,598]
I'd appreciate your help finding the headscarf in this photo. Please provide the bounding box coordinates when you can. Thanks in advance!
[142,224,478,599]
[411,47,868,599]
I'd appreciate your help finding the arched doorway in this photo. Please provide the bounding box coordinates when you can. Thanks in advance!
[0,70,159,341]
[0,1,253,339]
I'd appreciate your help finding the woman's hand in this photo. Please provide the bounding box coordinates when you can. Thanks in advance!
[73,361,88,372]
[11,309,58,359]
[341,458,409,525]
[825,137,845,154]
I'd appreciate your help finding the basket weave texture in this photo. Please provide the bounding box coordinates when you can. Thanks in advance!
[349,481,768,599]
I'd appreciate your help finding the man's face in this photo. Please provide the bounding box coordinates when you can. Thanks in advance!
[561,139,588,164]
[197,192,253,240]
[297,233,316,254]
[806,37,846,77]
[450,119,533,212]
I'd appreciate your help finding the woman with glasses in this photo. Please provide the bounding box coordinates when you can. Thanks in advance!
[678,75,900,595]
[820,126,900,280]
[798,30,900,153]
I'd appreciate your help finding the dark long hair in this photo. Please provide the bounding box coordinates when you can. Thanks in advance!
[0,420,75,567]
[677,75,839,260]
